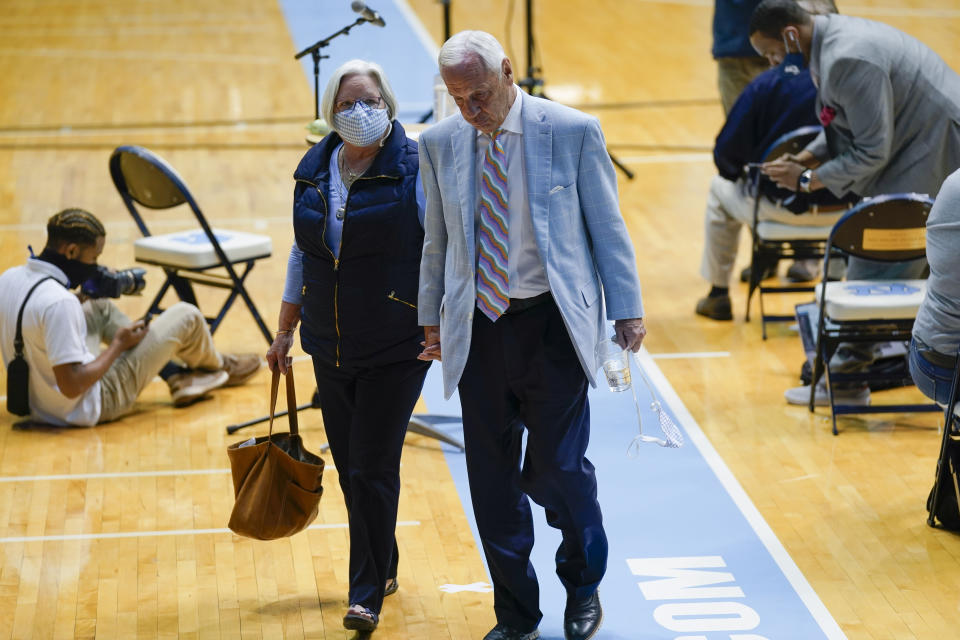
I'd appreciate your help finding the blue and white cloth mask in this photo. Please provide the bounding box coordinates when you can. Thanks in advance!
[333,101,391,147]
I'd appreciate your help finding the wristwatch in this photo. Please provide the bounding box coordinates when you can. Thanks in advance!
[797,168,813,193]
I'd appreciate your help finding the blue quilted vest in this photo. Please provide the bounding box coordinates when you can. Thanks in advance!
[292,122,423,367]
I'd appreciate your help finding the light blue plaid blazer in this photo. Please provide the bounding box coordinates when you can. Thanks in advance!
[417,92,644,399]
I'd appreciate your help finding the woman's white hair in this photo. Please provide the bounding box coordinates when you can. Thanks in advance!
[320,59,398,127]
[438,30,506,77]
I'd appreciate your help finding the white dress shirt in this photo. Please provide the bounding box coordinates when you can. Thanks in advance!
[475,88,549,300]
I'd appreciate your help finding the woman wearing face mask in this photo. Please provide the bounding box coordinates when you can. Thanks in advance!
[265,60,429,633]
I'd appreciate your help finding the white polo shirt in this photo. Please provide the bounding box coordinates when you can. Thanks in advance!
[0,259,101,426]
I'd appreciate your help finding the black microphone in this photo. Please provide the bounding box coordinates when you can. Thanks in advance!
[351,1,386,27]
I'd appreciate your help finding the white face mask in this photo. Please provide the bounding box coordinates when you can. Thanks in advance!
[333,101,391,147]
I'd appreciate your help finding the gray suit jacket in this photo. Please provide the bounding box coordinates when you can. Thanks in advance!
[417,92,644,399]
[806,14,960,198]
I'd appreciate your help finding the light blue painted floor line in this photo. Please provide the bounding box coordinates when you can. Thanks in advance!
[419,346,844,639]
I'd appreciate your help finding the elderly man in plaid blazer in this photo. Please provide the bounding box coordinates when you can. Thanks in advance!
[416,30,645,640]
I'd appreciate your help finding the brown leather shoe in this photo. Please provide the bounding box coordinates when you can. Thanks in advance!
[220,353,262,386]
[695,295,733,321]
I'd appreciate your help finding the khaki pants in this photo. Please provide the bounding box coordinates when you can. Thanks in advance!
[85,300,222,423]
[717,56,769,115]
[699,176,844,288]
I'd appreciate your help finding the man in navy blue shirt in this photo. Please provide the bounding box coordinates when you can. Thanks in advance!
[697,0,852,321]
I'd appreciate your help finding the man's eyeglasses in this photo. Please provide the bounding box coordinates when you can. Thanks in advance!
[335,96,384,112]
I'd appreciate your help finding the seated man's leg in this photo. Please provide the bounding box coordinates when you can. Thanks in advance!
[697,176,747,320]
[97,302,228,421]
[697,176,777,319]
[847,256,928,281]
[699,176,750,292]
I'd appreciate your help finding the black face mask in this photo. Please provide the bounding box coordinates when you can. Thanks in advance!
[36,247,99,289]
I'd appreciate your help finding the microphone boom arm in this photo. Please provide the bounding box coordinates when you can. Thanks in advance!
[293,17,370,120]
[294,17,368,60]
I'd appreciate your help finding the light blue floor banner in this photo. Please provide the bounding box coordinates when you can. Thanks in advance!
[419,349,845,640]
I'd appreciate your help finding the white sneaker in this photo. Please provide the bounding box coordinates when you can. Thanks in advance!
[167,370,229,407]
[784,382,871,407]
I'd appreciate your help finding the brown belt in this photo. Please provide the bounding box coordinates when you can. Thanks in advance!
[505,291,552,314]
[808,203,851,214]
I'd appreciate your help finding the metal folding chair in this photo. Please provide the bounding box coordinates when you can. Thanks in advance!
[809,193,940,434]
[745,125,853,338]
[109,145,273,344]
[926,347,960,529]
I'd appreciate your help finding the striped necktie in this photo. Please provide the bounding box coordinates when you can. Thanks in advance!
[476,129,510,321]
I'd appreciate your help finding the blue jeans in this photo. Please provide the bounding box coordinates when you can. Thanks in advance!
[908,338,958,405]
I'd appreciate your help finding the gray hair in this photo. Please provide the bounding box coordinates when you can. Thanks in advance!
[320,59,398,127]
[438,30,506,77]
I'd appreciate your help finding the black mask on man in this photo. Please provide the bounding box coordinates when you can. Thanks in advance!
[35,247,99,289]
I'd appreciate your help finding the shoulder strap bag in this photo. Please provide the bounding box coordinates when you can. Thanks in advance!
[227,362,325,540]
[7,276,54,416]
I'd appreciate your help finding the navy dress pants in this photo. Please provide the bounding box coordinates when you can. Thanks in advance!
[312,355,430,613]
[458,297,607,632]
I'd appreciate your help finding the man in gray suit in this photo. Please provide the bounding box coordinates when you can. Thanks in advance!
[748,0,960,405]
[417,30,644,640]
[751,0,960,202]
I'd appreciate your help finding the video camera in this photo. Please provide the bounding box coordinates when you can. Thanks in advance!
[81,266,147,299]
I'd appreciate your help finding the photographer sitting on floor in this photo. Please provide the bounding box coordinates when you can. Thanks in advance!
[0,208,261,426]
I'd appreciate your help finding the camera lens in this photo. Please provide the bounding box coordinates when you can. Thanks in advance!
[81,266,147,298]
[116,267,147,296]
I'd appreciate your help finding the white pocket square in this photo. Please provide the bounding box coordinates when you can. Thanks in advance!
[549,185,565,195]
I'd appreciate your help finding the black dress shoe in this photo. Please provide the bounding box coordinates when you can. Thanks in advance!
[695,294,733,321]
[483,623,540,640]
[564,591,603,640]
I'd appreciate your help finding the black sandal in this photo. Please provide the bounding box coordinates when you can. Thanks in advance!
[343,604,379,631]
[384,577,399,597]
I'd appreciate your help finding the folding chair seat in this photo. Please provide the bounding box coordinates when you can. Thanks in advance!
[745,125,855,338]
[109,145,273,344]
[809,193,940,434]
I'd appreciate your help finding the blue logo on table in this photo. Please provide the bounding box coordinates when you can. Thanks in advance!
[844,283,920,296]
[173,231,230,245]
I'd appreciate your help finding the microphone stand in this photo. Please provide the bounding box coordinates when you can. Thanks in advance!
[294,17,370,122]
[418,0,453,124]
[517,0,634,179]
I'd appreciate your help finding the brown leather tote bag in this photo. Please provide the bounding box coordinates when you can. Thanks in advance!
[227,363,324,539]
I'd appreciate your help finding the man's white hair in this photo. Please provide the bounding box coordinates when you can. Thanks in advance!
[320,59,398,127]
[438,30,506,77]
